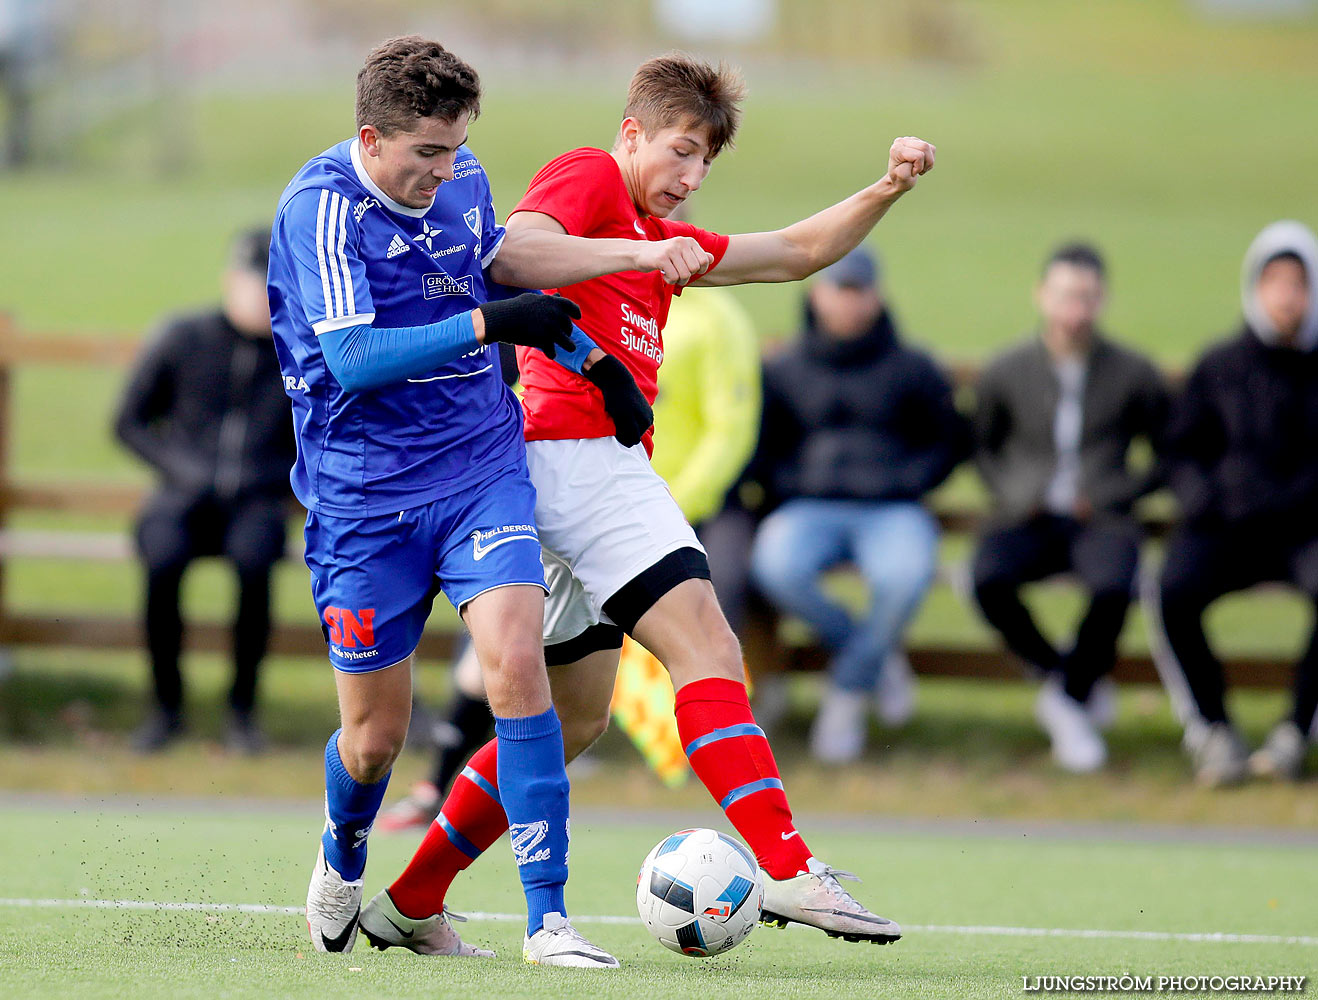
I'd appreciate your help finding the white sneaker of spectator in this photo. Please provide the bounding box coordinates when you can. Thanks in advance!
[1035,677,1107,773]
[1084,676,1118,732]
[1248,721,1306,781]
[874,651,916,727]
[810,685,869,764]
[1186,721,1248,787]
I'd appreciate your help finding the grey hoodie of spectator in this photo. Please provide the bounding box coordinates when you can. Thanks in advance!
[1241,219,1318,352]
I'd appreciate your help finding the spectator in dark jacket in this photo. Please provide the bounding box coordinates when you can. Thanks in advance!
[1157,220,1318,786]
[972,243,1169,773]
[748,247,971,762]
[115,227,296,754]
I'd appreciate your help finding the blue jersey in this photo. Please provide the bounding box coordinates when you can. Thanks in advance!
[268,138,522,517]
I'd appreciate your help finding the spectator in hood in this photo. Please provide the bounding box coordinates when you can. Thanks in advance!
[115,226,296,754]
[748,246,971,763]
[971,243,1169,773]
[1157,219,1318,786]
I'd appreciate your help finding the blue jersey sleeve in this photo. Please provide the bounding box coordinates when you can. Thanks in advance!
[281,187,376,336]
[478,175,506,271]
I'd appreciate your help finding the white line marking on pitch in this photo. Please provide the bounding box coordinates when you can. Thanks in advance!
[2,899,1314,947]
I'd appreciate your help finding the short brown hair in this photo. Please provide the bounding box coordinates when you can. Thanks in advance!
[622,53,746,158]
[355,36,481,136]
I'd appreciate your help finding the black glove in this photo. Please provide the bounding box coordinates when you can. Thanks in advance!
[585,354,653,448]
[477,293,580,360]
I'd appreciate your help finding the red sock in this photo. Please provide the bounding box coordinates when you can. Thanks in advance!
[674,676,812,879]
[387,739,509,919]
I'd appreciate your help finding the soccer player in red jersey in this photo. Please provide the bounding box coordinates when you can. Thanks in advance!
[367,53,935,954]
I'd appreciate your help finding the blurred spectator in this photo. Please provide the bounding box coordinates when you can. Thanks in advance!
[749,247,971,763]
[0,0,43,166]
[971,243,1168,773]
[114,226,295,754]
[1157,220,1318,786]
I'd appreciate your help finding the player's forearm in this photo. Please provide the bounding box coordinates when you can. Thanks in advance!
[777,175,907,279]
[489,230,645,289]
[321,313,481,392]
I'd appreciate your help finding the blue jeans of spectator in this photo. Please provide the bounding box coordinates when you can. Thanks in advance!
[750,499,938,694]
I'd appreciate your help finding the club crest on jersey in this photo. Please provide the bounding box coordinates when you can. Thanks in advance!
[423,272,473,299]
[509,821,551,867]
[470,524,538,561]
[463,208,481,238]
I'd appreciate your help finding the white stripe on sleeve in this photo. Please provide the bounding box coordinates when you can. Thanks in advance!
[335,193,355,316]
[314,190,333,321]
[324,193,345,320]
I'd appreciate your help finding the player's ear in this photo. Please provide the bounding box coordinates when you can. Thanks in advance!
[619,117,642,154]
[359,124,382,156]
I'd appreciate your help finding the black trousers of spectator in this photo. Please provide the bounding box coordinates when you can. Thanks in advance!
[1159,526,1318,732]
[973,514,1140,704]
[136,492,286,717]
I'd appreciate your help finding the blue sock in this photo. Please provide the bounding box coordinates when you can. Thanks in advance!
[321,729,390,881]
[494,708,570,936]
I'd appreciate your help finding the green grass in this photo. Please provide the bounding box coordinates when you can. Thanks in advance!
[0,800,1313,999]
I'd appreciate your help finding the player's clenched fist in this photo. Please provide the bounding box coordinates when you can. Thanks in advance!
[636,236,715,285]
[886,136,936,192]
[477,292,581,360]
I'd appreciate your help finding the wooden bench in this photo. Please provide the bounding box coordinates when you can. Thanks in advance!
[0,314,1291,695]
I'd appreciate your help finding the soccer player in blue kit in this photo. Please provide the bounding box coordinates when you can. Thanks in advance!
[267,36,713,967]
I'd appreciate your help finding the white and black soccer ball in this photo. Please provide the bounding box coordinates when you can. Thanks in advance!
[636,827,763,957]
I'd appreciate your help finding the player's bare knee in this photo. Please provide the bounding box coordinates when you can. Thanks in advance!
[562,712,610,761]
[342,733,403,783]
[483,637,544,684]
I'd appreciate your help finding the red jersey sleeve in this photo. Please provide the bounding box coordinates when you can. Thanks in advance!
[510,148,616,237]
[657,218,731,286]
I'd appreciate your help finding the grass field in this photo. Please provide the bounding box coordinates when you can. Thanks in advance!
[1,798,1314,1000]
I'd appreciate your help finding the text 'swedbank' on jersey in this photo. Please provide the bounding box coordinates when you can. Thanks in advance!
[268,139,523,517]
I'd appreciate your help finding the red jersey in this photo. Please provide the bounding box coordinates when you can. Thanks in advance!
[510,147,729,455]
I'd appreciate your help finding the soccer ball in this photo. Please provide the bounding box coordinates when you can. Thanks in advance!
[636,827,763,957]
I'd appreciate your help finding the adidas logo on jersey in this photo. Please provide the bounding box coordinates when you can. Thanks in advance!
[386,234,410,259]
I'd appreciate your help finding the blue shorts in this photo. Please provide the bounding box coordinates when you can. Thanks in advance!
[304,464,547,673]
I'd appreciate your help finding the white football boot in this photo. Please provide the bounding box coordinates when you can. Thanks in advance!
[306,844,363,953]
[761,859,902,944]
[358,889,495,957]
[523,911,620,968]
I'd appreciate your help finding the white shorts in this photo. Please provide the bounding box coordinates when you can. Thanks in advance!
[525,436,705,647]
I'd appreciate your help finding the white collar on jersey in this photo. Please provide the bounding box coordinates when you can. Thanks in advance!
[349,139,436,219]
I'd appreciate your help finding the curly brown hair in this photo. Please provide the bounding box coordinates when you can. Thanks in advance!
[621,53,746,157]
[355,36,481,136]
